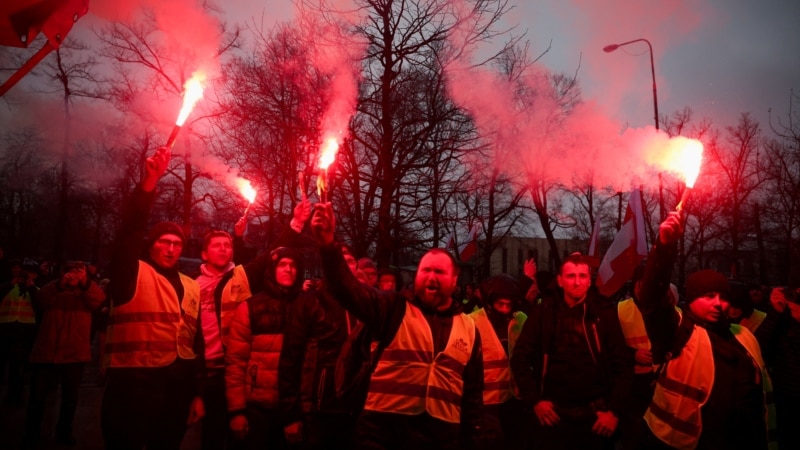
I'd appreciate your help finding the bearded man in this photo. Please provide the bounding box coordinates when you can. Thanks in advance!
[309,203,484,450]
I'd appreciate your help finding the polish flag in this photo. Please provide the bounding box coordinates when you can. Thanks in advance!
[596,189,648,297]
[458,223,481,261]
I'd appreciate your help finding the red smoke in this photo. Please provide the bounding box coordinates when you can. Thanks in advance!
[445,0,710,192]
[89,0,221,78]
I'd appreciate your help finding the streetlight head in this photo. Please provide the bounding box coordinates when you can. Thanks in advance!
[603,44,619,53]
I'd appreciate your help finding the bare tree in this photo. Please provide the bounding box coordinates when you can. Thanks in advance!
[0,128,49,256]
[96,8,241,243]
[762,90,800,285]
[209,21,323,247]
[703,113,764,278]
[304,0,517,267]
[34,38,102,261]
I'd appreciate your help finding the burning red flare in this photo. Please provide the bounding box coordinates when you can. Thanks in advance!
[670,137,704,211]
[176,74,205,126]
[237,179,257,204]
[317,137,340,202]
[236,178,256,216]
[166,72,206,148]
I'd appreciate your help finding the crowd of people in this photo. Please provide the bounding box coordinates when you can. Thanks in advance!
[1,146,799,450]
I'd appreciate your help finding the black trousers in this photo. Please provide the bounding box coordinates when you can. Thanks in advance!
[0,322,36,404]
[24,362,85,442]
[297,412,357,449]
[776,391,800,449]
[201,368,232,450]
[101,363,195,450]
[528,405,616,450]
[232,404,286,450]
[355,411,461,450]
[620,373,655,450]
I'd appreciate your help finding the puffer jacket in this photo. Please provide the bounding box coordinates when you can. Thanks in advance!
[225,293,286,413]
[225,247,304,414]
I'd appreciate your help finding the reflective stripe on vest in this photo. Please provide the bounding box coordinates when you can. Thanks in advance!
[645,323,775,450]
[470,308,527,404]
[618,298,653,374]
[220,265,251,347]
[105,261,200,368]
[365,302,476,423]
[740,309,766,333]
[0,285,36,324]
[731,325,778,449]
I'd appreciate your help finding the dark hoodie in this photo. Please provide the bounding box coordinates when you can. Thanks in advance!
[246,247,304,336]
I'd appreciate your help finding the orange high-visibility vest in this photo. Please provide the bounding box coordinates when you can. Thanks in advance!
[0,285,36,324]
[105,261,200,368]
[470,308,527,405]
[364,302,476,423]
[644,323,776,450]
[219,264,251,347]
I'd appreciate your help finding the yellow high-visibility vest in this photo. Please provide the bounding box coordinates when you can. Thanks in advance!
[219,264,251,347]
[364,302,476,423]
[105,261,200,368]
[644,323,776,450]
[0,285,36,324]
[470,308,527,404]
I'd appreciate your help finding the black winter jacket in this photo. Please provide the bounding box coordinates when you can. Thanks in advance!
[279,286,353,425]
[509,290,633,416]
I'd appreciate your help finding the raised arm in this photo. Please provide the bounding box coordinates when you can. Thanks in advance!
[635,211,683,362]
[311,202,401,332]
[107,147,170,305]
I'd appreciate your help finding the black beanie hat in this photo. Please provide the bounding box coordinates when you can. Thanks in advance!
[482,274,523,307]
[146,222,185,249]
[685,269,731,303]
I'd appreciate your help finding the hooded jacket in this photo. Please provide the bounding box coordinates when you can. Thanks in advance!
[226,247,305,414]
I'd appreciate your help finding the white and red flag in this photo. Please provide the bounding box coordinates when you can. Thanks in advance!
[596,189,648,297]
[458,223,481,261]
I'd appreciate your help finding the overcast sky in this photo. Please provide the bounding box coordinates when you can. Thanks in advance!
[5,0,798,136]
[222,0,800,130]
[520,0,800,129]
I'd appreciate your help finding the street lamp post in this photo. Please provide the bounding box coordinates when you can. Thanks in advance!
[603,38,659,130]
[604,38,664,220]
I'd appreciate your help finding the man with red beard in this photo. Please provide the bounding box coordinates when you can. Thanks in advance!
[309,203,483,450]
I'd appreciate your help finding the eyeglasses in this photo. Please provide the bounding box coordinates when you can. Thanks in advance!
[156,238,183,248]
